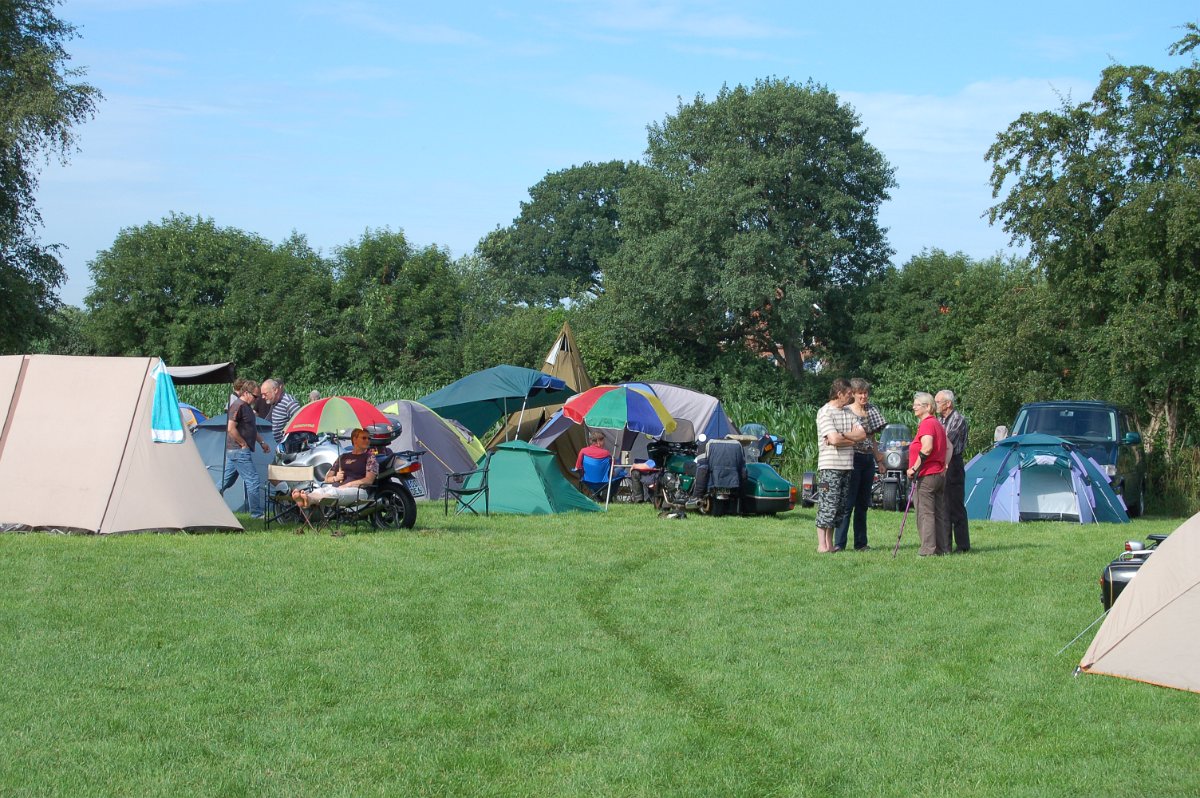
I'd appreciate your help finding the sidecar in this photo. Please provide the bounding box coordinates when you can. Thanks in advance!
[650,423,795,515]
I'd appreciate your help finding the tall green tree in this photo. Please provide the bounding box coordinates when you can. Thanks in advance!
[0,0,100,352]
[331,228,462,384]
[602,78,895,379]
[986,23,1200,449]
[855,250,1028,407]
[478,160,633,306]
[85,215,336,382]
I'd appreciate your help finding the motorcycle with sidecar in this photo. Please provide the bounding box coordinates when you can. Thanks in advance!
[646,420,795,516]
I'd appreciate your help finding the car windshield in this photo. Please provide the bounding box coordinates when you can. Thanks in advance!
[1013,407,1116,442]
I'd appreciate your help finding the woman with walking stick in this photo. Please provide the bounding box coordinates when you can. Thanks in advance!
[906,392,949,556]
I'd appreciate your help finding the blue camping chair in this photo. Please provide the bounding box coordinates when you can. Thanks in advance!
[579,454,626,501]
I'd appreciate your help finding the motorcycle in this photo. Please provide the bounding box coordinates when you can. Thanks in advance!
[272,422,425,529]
[647,420,795,516]
[870,423,912,511]
[737,422,785,466]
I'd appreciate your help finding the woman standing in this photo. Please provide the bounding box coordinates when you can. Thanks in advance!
[833,378,888,551]
[906,392,949,556]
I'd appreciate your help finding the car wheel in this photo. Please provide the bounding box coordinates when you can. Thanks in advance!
[1126,489,1144,518]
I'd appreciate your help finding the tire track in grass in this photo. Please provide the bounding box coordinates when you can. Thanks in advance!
[577,547,801,795]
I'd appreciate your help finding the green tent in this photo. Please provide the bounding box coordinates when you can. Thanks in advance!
[460,441,601,515]
[418,365,575,438]
[964,433,1129,523]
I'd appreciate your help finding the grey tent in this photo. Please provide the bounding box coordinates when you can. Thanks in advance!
[374,400,484,500]
[0,355,241,534]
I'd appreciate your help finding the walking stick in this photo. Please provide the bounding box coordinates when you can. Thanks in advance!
[892,479,919,558]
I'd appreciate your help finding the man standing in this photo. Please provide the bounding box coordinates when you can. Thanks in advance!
[834,378,888,552]
[815,378,866,553]
[223,380,270,519]
[262,377,301,452]
[936,389,970,553]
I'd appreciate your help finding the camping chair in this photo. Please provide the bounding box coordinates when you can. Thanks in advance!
[264,464,315,529]
[444,462,490,516]
[578,454,627,503]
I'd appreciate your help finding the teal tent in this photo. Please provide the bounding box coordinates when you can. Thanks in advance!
[418,365,575,438]
[964,433,1129,523]
[458,441,601,515]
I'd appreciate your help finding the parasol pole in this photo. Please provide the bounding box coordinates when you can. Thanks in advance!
[516,395,529,441]
[605,436,618,509]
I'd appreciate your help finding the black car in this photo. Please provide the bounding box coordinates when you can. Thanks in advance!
[1100,533,1169,609]
[997,400,1147,516]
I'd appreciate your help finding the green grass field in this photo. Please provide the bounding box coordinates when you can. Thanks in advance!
[2,507,1196,797]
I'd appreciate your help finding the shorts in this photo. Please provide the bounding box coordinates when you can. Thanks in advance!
[815,469,851,528]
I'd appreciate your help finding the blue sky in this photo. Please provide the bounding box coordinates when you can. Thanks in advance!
[40,1,1198,306]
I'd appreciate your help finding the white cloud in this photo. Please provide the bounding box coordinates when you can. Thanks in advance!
[313,2,486,46]
[312,65,399,84]
[844,77,1096,263]
[574,0,793,39]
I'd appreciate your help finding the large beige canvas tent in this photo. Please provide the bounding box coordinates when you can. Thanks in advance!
[0,355,242,534]
[1079,510,1200,693]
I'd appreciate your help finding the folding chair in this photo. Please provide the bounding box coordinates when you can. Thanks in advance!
[579,454,627,504]
[264,464,315,529]
[444,464,489,516]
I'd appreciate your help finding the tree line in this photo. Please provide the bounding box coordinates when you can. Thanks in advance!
[6,6,1199,495]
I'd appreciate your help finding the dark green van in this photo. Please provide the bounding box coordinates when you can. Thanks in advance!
[996,401,1146,516]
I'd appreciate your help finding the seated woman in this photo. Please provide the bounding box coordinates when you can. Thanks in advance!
[293,428,378,509]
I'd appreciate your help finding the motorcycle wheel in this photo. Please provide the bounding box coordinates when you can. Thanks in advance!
[651,487,665,511]
[371,487,417,530]
[881,481,900,512]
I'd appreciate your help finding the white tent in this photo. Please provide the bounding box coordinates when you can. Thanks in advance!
[1079,511,1200,692]
[0,355,242,534]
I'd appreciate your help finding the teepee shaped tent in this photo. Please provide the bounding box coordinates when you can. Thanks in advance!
[0,355,241,534]
[1078,511,1200,693]
[488,322,594,480]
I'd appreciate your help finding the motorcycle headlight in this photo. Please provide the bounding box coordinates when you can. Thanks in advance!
[885,451,903,469]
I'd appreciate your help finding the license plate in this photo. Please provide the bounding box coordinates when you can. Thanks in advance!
[404,476,426,498]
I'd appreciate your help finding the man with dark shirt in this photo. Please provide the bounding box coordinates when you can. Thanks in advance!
[222,380,270,519]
